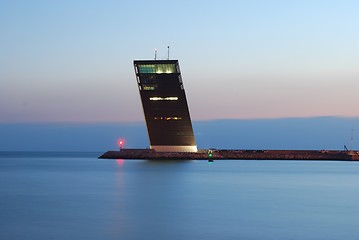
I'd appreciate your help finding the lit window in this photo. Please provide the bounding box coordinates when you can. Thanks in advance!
[138,65,156,73]
[168,117,181,120]
[137,64,177,74]
[155,64,176,74]
[142,84,157,90]
[150,97,178,101]
[154,117,182,120]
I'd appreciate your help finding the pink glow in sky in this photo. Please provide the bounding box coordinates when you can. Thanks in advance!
[1,1,359,123]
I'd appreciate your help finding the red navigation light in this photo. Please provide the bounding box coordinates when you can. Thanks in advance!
[117,138,125,149]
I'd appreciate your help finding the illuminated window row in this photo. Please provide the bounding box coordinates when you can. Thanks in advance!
[142,84,157,90]
[150,97,178,101]
[138,64,177,74]
[154,117,182,121]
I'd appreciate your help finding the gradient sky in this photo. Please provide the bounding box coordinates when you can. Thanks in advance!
[1,0,359,123]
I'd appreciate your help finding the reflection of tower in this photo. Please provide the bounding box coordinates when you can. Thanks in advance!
[134,59,197,152]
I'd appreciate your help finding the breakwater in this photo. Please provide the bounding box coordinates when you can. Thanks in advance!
[99,149,359,161]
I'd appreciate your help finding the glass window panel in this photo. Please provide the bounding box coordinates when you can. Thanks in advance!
[154,116,182,120]
[142,84,157,90]
[155,64,176,74]
[138,65,156,73]
[137,64,177,74]
[149,97,178,101]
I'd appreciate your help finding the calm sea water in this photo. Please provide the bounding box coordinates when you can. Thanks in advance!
[1,152,359,240]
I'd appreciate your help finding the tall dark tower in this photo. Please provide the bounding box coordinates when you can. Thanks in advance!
[134,59,197,152]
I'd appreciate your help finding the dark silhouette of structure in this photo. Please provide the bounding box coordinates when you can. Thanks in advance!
[100,59,359,160]
[133,60,197,152]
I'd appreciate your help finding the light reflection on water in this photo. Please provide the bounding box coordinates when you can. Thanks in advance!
[1,154,359,239]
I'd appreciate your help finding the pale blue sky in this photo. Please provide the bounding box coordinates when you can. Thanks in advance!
[1,0,359,123]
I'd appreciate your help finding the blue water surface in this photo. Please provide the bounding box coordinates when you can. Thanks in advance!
[1,152,359,240]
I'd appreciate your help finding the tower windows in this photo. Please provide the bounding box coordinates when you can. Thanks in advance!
[137,64,177,74]
[154,117,182,120]
[149,97,178,101]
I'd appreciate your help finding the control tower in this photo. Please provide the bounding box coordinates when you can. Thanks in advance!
[133,60,197,152]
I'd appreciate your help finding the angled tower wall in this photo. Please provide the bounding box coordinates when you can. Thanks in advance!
[134,60,197,152]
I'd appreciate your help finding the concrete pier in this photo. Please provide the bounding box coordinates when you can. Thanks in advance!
[99,149,359,161]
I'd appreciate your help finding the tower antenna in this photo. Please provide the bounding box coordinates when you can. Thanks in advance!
[154,48,157,60]
[167,46,170,60]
